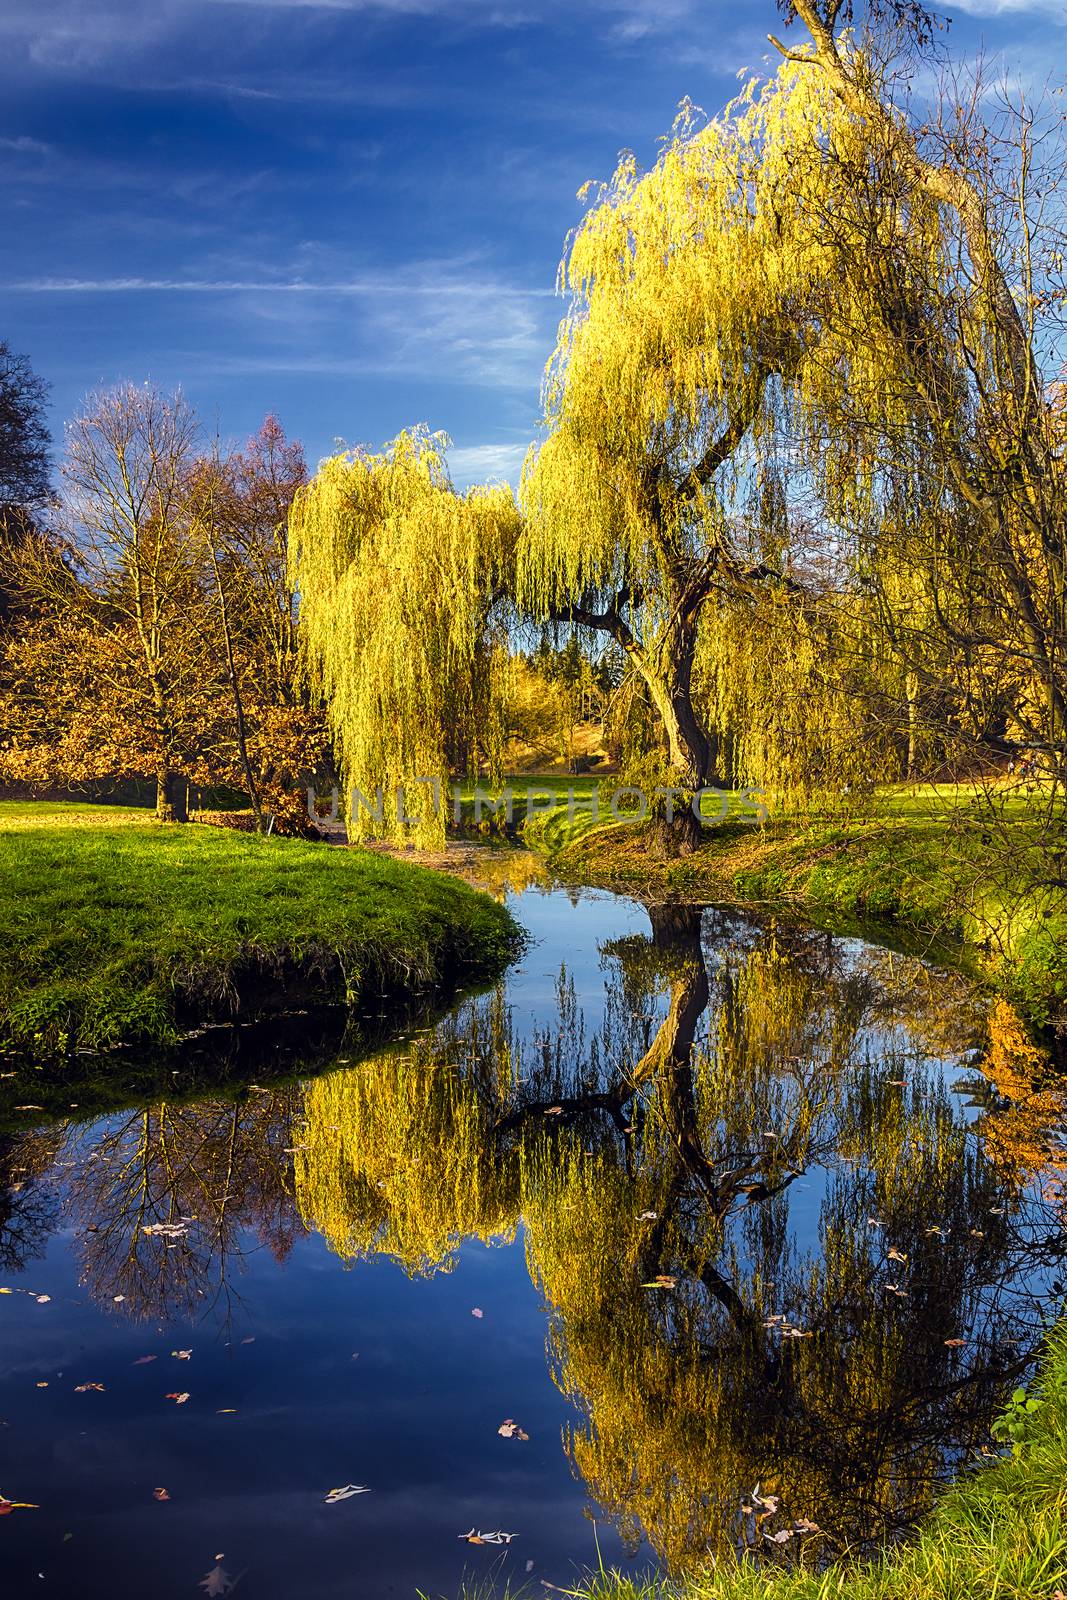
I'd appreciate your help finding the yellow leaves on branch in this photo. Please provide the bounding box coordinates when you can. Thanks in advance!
[518,49,950,616]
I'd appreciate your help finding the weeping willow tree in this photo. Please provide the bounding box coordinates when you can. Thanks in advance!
[518,0,1066,817]
[289,428,519,846]
[514,46,938,822]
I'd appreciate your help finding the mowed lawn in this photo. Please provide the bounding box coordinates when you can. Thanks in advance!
[0,803,519,1053]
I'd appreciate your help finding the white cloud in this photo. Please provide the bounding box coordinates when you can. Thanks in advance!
[447,440,530,486]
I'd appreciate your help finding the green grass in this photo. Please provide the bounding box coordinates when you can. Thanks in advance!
[0,803,521,1055]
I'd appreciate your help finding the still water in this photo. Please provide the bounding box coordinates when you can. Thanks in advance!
[0,864,1063,1598]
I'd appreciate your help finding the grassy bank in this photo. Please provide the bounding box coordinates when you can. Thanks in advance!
[553,1326,1067,1600]
[536,784,1067,1029]
[0,803,520,1055]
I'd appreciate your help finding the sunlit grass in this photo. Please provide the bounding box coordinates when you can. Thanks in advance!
[0,813,520,1053]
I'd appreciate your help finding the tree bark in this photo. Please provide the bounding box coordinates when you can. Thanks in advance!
[156,767,188,823]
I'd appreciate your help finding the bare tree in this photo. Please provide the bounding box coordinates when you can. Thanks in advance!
[63,384,207,821]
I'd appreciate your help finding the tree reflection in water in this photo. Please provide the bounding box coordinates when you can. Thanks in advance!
[2,901,1063,1574]
[295,905,1065,1569]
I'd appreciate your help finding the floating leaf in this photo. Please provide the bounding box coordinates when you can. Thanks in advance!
[641,1274,676,1289]
[74,1382,105,1393]
[324,1484,370,1503]
[498,1419,529,1441]
[887,1247,908,1264]
[0,1493,40,1515]
[764,1528,794,1544]
[165,1392,190,1405]
[471,1308,484,1319]
[944,1338,967,1348]
[34,1295,51,1305]
[152,1487,170,1502]
[171,1350,193,1360]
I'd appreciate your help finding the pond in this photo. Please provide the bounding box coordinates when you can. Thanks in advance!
[0,863,1063,1599]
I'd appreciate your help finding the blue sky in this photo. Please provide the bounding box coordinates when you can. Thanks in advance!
[0,0,1063,488]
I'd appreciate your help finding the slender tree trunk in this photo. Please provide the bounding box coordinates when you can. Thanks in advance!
[905,670,920,781]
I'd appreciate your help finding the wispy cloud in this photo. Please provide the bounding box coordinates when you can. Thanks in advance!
[1,273,557,298]
[0,134,51,154]
[448,440,530,486]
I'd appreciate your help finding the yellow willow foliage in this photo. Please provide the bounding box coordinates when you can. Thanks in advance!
[517,53,950,626]
[289,428,520,846]
[294,1051,519,1275]
[696,590,894,801]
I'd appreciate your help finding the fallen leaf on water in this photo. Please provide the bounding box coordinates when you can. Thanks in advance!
[764,1528,794,1544]
[165,1392,190,1405]
[793,1517,821,1534]
[471,1308,484,1319]
[887,1247,908,1264]
[866,1217,885,1230]
[35,1382,48,1389]
[171,1350,192,1360]
[113,1295,125,1304]
[637,1211,658,1221]
[152,1487,170,1502]
[944,1338,967,1348]
[324,1485,370,1503]
[216,1409,237,1415]
[458,1528,516,1545]
[132,1356,156,1365]
[544,1106,563,1117]
[498,1419,529,1440]
[641,1275,677,1289]
[35,1295,51,1305]
[74,1383,105,1393]
[198,1564,235,1596]
[0,1493,40,1515]
[883,1283,908,1298]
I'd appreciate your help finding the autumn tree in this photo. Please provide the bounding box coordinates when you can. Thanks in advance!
[186,418,323,833]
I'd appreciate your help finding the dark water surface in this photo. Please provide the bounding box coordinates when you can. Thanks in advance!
[1,863,1064,1598]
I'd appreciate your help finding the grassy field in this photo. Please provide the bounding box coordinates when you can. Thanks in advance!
[555,1329,1067,1600]
[0,802,520,1055]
